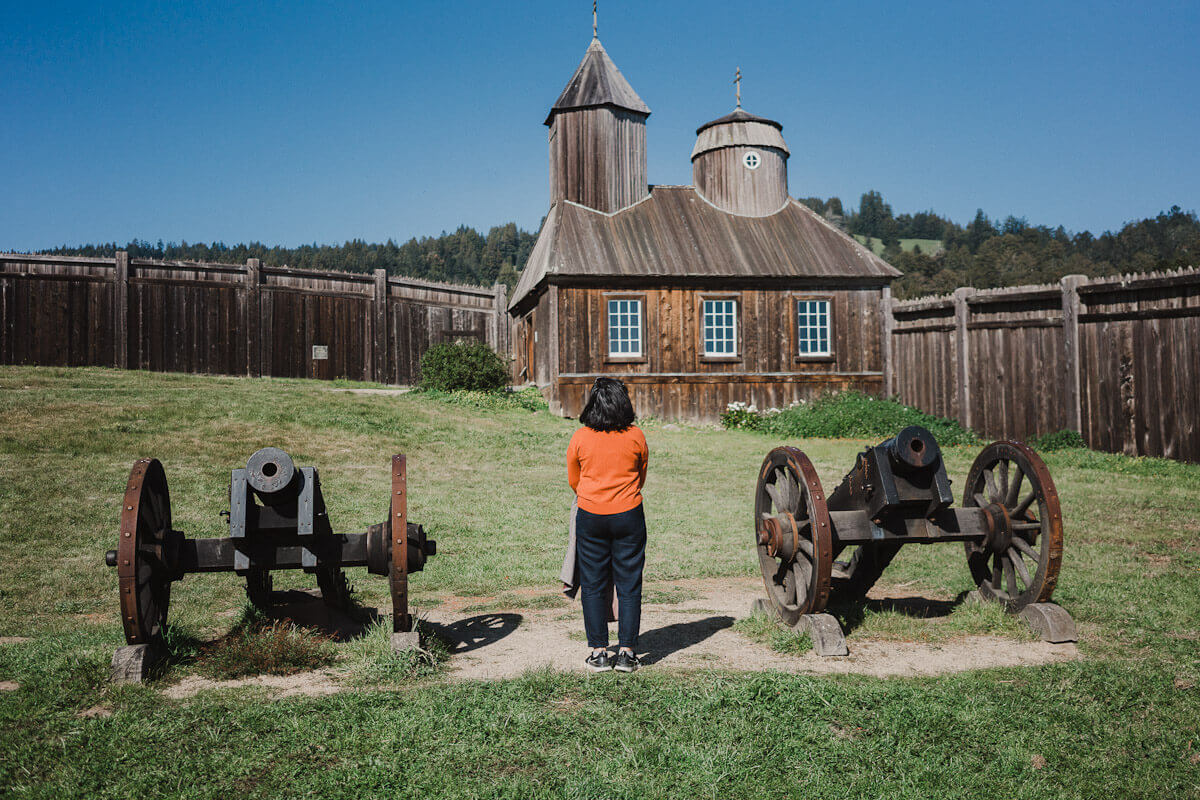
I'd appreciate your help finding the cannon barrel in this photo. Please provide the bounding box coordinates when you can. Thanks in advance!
[882,426,941,473]
[245,446,299,500]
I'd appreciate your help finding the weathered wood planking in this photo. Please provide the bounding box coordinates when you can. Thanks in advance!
[1,253,507,386]
[540,283,886,421]
[891,269,1200,462]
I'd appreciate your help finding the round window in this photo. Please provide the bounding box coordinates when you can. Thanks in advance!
[743,151,761,170]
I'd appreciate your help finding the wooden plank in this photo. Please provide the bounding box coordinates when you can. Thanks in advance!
[953,287,974,431]
[1061,275,1084,433]
[881,288,893,396]
[373,269,388,383]
[113,252,129,369]
[245,259,261,376]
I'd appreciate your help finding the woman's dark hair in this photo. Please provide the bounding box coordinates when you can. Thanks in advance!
[579,377,636,432]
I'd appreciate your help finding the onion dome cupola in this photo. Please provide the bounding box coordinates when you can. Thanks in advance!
[692,106,790,217]
[545,37,651,213]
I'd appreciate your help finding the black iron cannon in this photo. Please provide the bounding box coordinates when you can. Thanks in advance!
[106,447,436,680]
[753,427,1076,654]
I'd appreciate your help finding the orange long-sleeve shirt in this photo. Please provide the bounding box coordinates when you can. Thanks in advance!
[566,425,648,515]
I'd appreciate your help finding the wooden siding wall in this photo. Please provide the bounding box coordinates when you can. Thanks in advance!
[547,284,885,420]
[692,146,788,217]
[1,253,508,384]
[888,269,1200,462]
[549,107,648,213]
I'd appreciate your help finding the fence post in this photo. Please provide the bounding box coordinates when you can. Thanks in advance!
[245,259,261,376]
[373,269,388,384]
[492,282,509,358]
[1060,274,1086,435]
[880,286,894,397]
[953,287,975,430]
[113,251,129,369]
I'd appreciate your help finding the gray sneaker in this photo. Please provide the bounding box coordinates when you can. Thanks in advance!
[585,651,613,672]
[614,650,640,672]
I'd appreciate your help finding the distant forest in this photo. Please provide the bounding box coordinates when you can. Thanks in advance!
[31,194,1199,299]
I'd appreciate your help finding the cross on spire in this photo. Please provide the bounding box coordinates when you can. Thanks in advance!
[593,1,598,38]
[734,67,742,108]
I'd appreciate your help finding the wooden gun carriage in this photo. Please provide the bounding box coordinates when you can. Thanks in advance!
[106,447,436,681]
[754,427,1076,654]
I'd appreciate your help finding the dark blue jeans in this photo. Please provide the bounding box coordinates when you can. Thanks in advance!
[575,503,646,649]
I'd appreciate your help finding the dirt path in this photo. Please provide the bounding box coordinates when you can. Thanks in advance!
[425,576,1079,680]
[160,577,1079,698]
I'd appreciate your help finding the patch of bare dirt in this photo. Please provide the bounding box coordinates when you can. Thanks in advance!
[163,669,343,700]
[0,681,19,691]
[423,576,1079,681]
[0,637,30,645]
[77,705,113,719]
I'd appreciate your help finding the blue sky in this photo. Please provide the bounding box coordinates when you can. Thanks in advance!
[2,1,1197,249]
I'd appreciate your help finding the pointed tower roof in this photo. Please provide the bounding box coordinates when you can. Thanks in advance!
[544,38,650,126]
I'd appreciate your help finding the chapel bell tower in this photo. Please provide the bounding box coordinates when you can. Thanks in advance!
[545,21,651,213]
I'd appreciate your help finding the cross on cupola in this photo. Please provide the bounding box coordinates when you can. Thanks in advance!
[734,67,742,109]
[593,0,598,38]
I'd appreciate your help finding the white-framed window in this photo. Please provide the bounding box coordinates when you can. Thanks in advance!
[702,298,738,356]
[743,151,761,169]
[607,298,642,357]
[796,299,831,356]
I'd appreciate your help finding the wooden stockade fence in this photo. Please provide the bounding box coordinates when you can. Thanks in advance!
[884,268,1200,463]
[0,252,508,385]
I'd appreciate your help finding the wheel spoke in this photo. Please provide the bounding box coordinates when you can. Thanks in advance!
[1011,536,1038,559]
[764,482,784,513]
[991,555,1003,588]
[998,460,1010,500]
[973,492,989,507]
[983,469,1000,502]
[1014,491,1037,518]
[1003,556,1017,596]
[1006,466,1024,507]
[1012,522,1042,531]
[1008,547,1031,587]
[783,564,798,606]
[797,537,813,558]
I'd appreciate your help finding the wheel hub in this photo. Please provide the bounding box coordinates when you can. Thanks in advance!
[980,502,1013,554]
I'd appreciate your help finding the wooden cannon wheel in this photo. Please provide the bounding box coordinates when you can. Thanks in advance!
[754,447,833,626]
[963,441,1063,611]
[116,459,174,645]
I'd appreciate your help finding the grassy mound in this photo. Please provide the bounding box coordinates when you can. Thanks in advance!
[721,391,980,445]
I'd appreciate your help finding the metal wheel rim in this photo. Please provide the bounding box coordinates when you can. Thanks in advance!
[963,441,1063,611]
[754,447,832,625]
[117,458,173,644]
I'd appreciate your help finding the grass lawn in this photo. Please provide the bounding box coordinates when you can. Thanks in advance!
[1,367,1198,798]
[855,235,945,257]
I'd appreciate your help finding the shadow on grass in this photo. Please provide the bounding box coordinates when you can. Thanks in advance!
[264,589,381,642]
[427,613,523,654]
[638,615,735,664]
[828,591,971,635]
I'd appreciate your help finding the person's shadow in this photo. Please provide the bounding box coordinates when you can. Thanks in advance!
[426,613,523,654]
[636,616,735,664]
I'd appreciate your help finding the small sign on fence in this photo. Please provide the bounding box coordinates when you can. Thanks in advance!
[311,345,329,360]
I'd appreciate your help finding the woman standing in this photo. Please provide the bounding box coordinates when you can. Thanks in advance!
[566,378,648,673]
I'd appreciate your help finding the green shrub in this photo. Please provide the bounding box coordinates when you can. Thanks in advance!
[1029,429,1087,451]
[420,385,548,412]
[417,341,509,392]
[720,391,979,445]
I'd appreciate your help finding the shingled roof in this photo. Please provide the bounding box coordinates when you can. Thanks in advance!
[544,38,651,125]
[509,187,899,310]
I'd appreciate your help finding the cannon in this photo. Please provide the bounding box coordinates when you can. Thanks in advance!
[106,447,436,681]
[753,427,1076,655]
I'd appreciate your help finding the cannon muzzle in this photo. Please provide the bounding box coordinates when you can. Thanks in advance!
[883,426,941,472]
[245,447,299,500]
